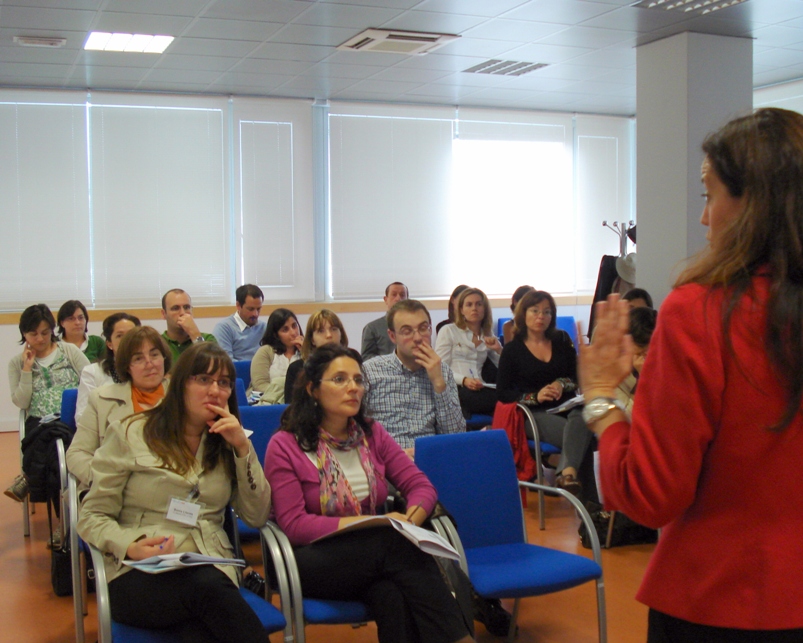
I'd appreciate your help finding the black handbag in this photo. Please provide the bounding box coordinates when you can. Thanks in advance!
[51,543,73,597]
[578,501,658,549]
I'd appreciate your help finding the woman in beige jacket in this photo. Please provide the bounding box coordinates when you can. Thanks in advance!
[67,326,171,489]
[77,342,271,642]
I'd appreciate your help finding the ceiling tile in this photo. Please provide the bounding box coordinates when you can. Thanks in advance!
[266,23,358,47]
[0,44,80,64]
[415,0,529,19]
[202,0,309,23]
[102,0,208,16]
[322,49,416,67]
[143,67,224,84]
[166,37,261,57]
[751,25,803,47]
[301,61,385,80]
[433,36,525,58]
[393,52,490,72]
[248,42,333,62]
[347,78,425,94]
[76,50,163,68]
[291,3,403,28]
[537,26,634,49]
[155,54,239,72]
[462,18,565,42]
[318,0,421,9]
[230,57,313,75]
[581,6,693,32]
[505,0,616,26]
[184,18,283,40]
[501,42,594,64]
[91,12,194,34]
[69,65,151,83]
[368,65,452,83]
[0,6,95,31]
[0,61,73,79]
[380,10,487,34]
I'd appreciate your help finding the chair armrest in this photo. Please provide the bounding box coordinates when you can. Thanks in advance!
[429,515,469,576]
[87,542,112,643]
[260,521,303,643]
[519,481,603,566]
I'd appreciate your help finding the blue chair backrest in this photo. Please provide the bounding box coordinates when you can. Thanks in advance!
[239,404,288,467]
[555,315,578,352]
[61,388,79,430]
[234,360,252,389]
[497,317,511,342]
[236,378,248,405]
[415,431,525,550]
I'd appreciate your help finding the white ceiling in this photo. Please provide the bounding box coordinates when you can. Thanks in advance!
[2,0,803,116]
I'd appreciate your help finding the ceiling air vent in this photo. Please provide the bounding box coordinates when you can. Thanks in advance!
[13,36,67,48]
[463,60,548,77]
[632,0,747,15]
[337,29,459,56]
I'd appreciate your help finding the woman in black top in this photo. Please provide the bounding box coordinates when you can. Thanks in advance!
[497,290,593,497]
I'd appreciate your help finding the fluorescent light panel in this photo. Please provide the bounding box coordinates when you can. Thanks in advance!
[84,31,174,53]
[634,0,746,12]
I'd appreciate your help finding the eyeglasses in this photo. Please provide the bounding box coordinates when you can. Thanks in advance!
[189,374,233,392]
[394,323,432,338]
[130,351,165,367]
[528,309,553,318]
[320,376,370,391]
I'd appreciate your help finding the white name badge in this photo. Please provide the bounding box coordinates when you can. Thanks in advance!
[166,497,201,527]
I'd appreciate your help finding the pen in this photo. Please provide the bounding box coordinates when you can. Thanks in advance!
[407,504,422,523]
[159,536,169,550]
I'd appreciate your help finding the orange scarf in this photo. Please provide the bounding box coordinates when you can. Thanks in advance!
[131,383,165,413]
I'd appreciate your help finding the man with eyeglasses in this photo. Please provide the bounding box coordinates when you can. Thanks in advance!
[363,299,465,457]
[160,289,217,362]
[361,282,408,360]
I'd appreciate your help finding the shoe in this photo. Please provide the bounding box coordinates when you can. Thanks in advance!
[473,594,516,637]
[243,569,266,597]
[47,526,62,550]
[556,473,583,499]
[4,474,29,503]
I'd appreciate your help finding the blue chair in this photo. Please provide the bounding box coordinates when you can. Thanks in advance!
[237,405,287,541]
[88,506,291,643]
[235,378,248,406]
[555,315,579,352]
[261,522,372,643]
[61,388,79,431]
[234,360,252,390]
[466,414,493,431]
[519,403,561,530]
[415,430,606,643]
[497,317,512,345]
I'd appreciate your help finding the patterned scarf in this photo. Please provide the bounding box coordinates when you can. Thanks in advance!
[317,421,378,517]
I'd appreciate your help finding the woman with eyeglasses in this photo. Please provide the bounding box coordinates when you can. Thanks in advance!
[78,342,270,642]
[435,287,501,418]
[57,300,105,362]
[68,326,171,489]
[266,344,475,643]
[497,290,592,497]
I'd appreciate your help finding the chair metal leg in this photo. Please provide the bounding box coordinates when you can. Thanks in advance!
[22,496,30,536]
[518,404,547,529]
[605,511,617,549]
[507,598,520,643]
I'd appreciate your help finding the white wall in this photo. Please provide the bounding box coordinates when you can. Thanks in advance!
[0,303,590,432]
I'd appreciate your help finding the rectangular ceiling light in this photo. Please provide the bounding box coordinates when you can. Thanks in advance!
[84,32,174,53]
[633,0,746,13]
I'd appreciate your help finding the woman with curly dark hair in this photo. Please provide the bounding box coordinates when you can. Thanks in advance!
[266,344,474,643]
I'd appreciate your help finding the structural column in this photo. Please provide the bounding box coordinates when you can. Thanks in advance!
[636,32,752,305]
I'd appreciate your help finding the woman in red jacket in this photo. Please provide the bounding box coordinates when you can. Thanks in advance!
[580,108,803,642]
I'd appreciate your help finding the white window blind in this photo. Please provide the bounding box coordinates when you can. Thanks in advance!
[0,91,91,311]
[234,97,314,303]
[89,92,229,308]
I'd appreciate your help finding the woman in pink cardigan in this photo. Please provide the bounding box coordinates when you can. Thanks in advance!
[580,108,803,642]
[265,344,473,643]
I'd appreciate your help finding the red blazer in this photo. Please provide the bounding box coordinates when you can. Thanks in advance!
[599,278,803,630]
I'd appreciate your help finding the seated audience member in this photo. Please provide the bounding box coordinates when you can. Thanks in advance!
[250,308,302,404]
[213,284,266,360]
[497,290,592,497]
[67,326,171,489]
[361,282,408,360]
[58,300,105,362]
[284,309,349,403]
[435,284,469,334]
[616,306,658,419]
[502,285,535,345]
[76,313,141,421]
[363,299,465,456]
[622,287,654,310]
[77,343,270,642]
[266,344,475,643]
[160,288,217,362]
[435,288,501,418]
[5,304,89,502]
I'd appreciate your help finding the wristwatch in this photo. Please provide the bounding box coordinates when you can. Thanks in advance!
[582,397,626,425]
[193,335,205,344]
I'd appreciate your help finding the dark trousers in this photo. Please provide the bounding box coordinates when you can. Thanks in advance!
[110,567,266,643]
[458,386,497,417]
[648,609,803,643]
[294,528,469,643]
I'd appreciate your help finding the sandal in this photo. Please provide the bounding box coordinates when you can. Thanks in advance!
[556,473,582,499]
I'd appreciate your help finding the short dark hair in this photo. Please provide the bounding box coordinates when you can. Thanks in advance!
[386,299,431,332]
[18,304,57,345]
[260,308,301,353]
[623,288,654,309]
[280,344,372,452]
[116,326,172,383]
[511,285,535,313]
[236,284,264,306]
[629,307,657,348]
[161,288,187,311]
[57,300,89,337]
[384,282,408,297]
[512,291,557,341]
[101,312,142,376]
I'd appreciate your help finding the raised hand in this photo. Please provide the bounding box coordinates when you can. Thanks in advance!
[206,403,250,457]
